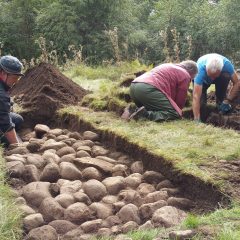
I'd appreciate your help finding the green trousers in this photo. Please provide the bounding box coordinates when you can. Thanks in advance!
[130,82,180,122]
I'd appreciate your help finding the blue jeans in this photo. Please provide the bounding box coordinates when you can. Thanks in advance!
[200,72,231,121]
[0,112,23,146]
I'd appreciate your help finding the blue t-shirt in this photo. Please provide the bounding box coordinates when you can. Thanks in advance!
[194,53,234,85]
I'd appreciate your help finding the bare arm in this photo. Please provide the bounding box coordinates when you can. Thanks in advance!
[226,72,239,102]
[192,84,203,120]
[5,128,18,144]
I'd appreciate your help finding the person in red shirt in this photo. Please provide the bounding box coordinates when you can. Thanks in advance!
[122,60,198,121]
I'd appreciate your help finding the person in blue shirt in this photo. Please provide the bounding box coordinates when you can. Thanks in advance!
[0,55,24,146]
[193,53,239,121]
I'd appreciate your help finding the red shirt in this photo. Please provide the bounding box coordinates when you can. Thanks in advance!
[133,63,191,116]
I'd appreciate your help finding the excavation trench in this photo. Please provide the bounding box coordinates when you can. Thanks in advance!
[5,63,234,239]
[5,111,228,239]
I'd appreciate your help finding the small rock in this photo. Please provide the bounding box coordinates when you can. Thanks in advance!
[83,131,99,141]
[49,220,77,235]
[143,171,165,184]
[48,128,63,136]
[19,204,36,216]
[73,192,91,205]
[55,193,75,208]
[82,179,107,202]
[26,225,58,240]
[102,176,126,195]
[64,202,92,224]
[76,150,91,158]
[91,145,109,157]
[97,228,112,237]
[156,180,174,190]
[23,213,44,232]
[169,230,197,240]
[34,124,50,138]
[59,162,82,180]
[60,180,82,194]
[82,167,103,181]
[22,182,51,207]
[137,183,155,197]
[117,204,141,224]
[26,141,41,153]
[81,219,102,233]
[59,154,76,163]
[89,202,113,219]
[39,197,64,222]
[40,163,60,182]
[138,220,154,230]
[167,197,195,210]
[23,164,40,182]
[68,132,82,140]
[6,161,25,178]
[56,146,76,157]
[130,161,143,174]
[121,221,138,233]
[152,206,187,228]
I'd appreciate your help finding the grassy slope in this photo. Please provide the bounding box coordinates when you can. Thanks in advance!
[60,106,240,194]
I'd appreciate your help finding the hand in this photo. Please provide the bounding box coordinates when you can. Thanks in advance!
[219,102,232,114]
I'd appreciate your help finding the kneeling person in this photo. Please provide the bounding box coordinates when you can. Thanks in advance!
[0,55,24,146]
[193,53,239,121]
[124,60,198,121]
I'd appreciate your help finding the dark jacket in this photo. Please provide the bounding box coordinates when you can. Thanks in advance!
[0,80,14,133]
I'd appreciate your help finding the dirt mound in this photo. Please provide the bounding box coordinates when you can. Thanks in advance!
[10,63,88,122]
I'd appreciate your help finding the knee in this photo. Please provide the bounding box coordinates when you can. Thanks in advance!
[11,113,24,130]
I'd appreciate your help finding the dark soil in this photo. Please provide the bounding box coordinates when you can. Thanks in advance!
[10,63,88,123]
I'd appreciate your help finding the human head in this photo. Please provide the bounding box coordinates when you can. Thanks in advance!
[179,60,198,79]
[206,55,223,80]
[0,55,23,87]
[0,55,24,76]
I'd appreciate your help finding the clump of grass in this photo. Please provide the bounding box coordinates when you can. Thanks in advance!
[65,59,148,83]
[127,228,161,240]
[225,149,240,161]
[0,152,23,240]
[183,203,240,238]
[203,138,214,146]
[215,225,240,240]
[184,214,202,229]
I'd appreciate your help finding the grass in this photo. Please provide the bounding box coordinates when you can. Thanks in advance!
[59,107,240,191]
[0,150,22,240]
[183,203,240,240]
[63,60,149,91]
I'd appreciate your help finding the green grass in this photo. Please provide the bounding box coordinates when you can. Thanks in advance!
[63,60,149,91]
[126,229,162,240]
[184,204,240,240]
[59,107,240,191]
[0,150,22,240]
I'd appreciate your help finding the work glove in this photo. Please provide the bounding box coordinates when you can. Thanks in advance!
[219,102,232,114]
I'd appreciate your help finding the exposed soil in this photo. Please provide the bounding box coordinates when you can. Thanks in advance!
[10,63,88,124]
[206,89,240,130]
[56,112,229,212]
